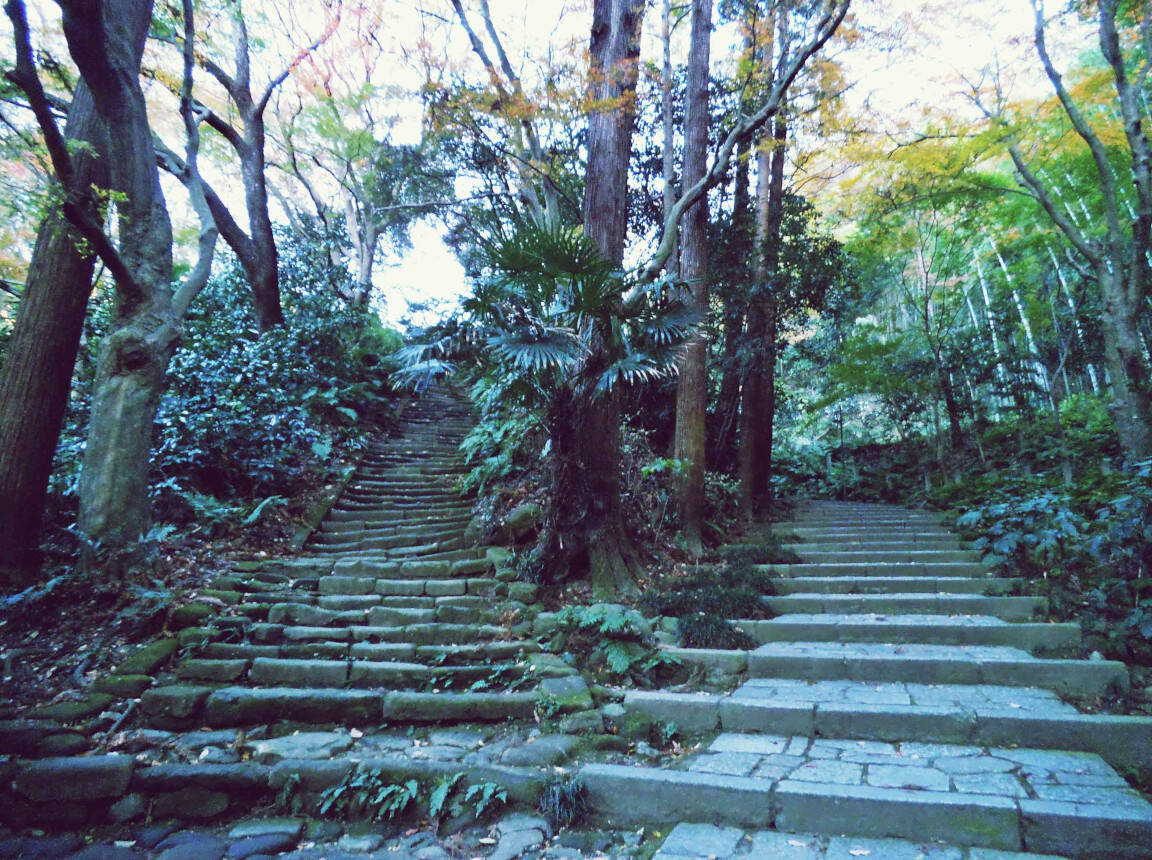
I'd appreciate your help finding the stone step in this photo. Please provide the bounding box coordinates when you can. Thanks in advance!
[307,529,464,550]
[165,686,538,727]
[624,683,1152,783]
[318,517,471,534]
[317,575,495,597]
[201,639,539,663]
[330,557,490,578]
[772,576,1019,596]
[307,539,471,558]
[176,657,529,689]
[764,563,990,578]
[782,537,965,551]
[581,733,1152,858]
[652,822,1068,860]
[764,593,1044,621]
[782,528,958,541]
[734,614,1082,651]
[792,550,980,564]
[326,505,471,523]
[746,642,1128,699]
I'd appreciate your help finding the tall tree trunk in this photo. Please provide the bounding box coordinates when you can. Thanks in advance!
[672,0,712,553]
[1097,261,1152,459]
[537,0,645,597]
[0,85,107,584]
[739,99,787,517]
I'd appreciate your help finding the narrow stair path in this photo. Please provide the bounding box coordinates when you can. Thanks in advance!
[139,387,574,730]
[1,386,594,844]
[585,500,1152,859]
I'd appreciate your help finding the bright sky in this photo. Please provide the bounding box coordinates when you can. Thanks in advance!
[382,0,1099,329]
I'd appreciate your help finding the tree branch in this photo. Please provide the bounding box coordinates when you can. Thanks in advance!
[4,0,140,301]
[1031,0,1123,244]
[172,0,218,318]
[641,0,849,280]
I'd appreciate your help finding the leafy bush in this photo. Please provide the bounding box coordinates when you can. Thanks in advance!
[956,462,1152,664]
[546,603,679,686]
[46,236,402,534]
[641,543,781,650]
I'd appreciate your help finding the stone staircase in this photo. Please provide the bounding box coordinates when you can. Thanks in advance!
[0,387,592,842]
[133,387,566,731]
[589,500,1152,859]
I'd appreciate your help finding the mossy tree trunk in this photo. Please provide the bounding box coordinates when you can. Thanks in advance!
[0,85,107,584]
[536,0,645,596]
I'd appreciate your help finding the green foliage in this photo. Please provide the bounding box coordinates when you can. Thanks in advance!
[537,777,589,830]
[318,768,419,822]
[956,461,1152,664]
[641,541,785,650]
[547,603,680,686]
[45,234,401,535]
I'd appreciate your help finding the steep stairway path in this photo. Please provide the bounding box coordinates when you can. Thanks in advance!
[0,386,592,837]
[585,500,1152,859]
[134,386,575,730]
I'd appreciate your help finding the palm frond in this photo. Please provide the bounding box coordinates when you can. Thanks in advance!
[595,352,671,394]
[393,358,455,392]
[644,303,700,345]
[487,327,584,374]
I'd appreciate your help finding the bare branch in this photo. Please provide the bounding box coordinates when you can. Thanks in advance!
[641,0,850,280]
[1030,0,1123,243]
[172,0,218,318]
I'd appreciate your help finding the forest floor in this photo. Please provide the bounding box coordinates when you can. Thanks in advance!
[0,488,329,717]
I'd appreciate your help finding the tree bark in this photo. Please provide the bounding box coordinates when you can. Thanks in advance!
[536,0,645,597]
[672,0,712,554]
[0,84,107,584]
[739,98,787,518]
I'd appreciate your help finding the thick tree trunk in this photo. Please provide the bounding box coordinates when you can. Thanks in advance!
[712,303,744,472]
[241,122,284,330]
[672,0,712,553]
[739,106,787,518]
[77,312,179,549]
[0,86,106,584]
[63,0,178,555]
[537,0,644,596]
[1098,263,1152,459]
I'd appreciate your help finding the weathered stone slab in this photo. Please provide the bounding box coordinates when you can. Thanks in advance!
[380,691,536,722]
[203,688,380,726]
[582,764,775,828]
[774,782,1020,851]
[13,755,133,802]
[248,658,348,688]
[624,691,722,733]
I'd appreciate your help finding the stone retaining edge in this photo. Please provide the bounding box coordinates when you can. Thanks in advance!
[623,690,1152,784]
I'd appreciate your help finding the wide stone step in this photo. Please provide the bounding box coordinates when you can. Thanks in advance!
[782,537,965,551]
[581,734,1152,858]
[746,641,1128,699]
[318,518,470,535]
[176,657,530,689]
[183,686,537,727]
[783,528,958,541]
[792,550,980,564]
[624,683,1152,783]
[308,539,470,558]
[765,562,991,578]
[766,561,990,577]
[201,639,539,663]
[772,576,1019,596]
[764,593,1044,621]
[735,614,1081,651]
[326,505,471,523]
[308,530,464,550]
[652,822,1067,860]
